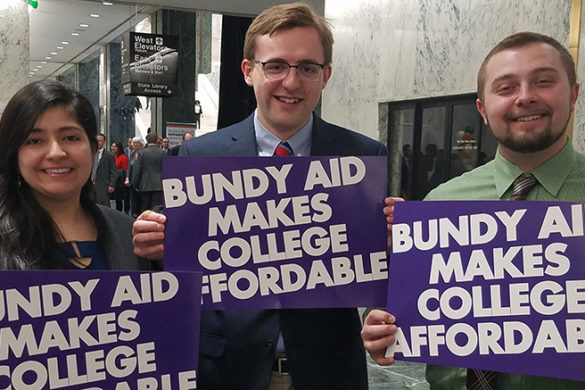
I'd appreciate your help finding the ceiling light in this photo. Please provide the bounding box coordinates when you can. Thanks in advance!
[61,41,70,45]
[45,56,52,60]
[36,65,42,68]
[71,32,80,36]
[90,14,100,18]
[50,52,57,55]
[41,61,47,64]
[57,46,64,50]
[80,23,89,28]
[103,1,113,5]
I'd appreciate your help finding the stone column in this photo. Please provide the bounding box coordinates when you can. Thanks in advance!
[0,0,29,116]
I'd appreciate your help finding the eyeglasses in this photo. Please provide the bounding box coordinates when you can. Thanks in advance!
[252,60,325,81]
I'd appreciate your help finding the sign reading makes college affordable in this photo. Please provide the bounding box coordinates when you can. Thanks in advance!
[163,156,388,310]
[0,271,201,390]
[386,201,585,382]
[121,32,179,97]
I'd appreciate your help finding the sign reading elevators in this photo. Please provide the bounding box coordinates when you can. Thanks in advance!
[122,32,179,97]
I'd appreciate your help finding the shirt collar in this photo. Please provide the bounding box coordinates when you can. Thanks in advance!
[253,109,313,156]
[493,139,576,198]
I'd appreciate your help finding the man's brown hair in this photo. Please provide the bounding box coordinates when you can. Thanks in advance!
[243,2,334,65]
[477,32,576,99]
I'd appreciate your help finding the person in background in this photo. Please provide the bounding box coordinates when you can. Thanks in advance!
[362,32,585,390]
[92,133,116,206]
[110,141,129,213]
[161,137,171,154]
[134,132,165,212]
[0,80,149,271]
[168,132,193,156]
[132,3,386,389]
[124,137,133,158]
[194,99,203,129]
[125,136,143,217]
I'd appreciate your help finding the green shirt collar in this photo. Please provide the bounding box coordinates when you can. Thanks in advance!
[493,138,576,199]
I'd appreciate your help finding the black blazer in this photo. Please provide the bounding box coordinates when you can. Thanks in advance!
[180,113,387,390]
[94,150,116,206]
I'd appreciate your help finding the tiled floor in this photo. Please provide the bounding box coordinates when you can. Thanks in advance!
[368,357,429,389]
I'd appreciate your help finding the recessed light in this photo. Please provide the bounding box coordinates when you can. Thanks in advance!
[90,14,100,18]
[80,23,89,28]
[61,41,70,45]
[71,32,80,36]
[57,46,64,50]
[45,56,52,60]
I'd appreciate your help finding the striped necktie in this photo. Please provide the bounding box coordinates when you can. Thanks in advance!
[467,172,537,389]
[274,141,293,157]
[510,172,536,200]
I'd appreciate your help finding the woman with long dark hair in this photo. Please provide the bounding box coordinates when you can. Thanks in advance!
[0,80,148,270]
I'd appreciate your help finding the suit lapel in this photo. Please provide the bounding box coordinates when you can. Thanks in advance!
[224,114,258,156]
[310,115,338,156]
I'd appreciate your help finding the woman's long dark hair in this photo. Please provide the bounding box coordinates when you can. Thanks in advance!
[0,81,98,269]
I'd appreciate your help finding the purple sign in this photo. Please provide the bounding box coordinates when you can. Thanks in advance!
[162,156,388,310]
[387,201,585,382]
[0,271,201,389]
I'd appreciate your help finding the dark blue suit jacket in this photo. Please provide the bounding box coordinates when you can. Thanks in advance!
[180,113,387,390]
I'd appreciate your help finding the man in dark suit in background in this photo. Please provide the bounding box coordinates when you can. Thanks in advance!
[134,132,165,212]
[93,133,116,206]
[133,3,386,389]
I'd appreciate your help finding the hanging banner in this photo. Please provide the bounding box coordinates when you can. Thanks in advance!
[122,32,179,97]
[162,156,389,310]
[0,270,202,389]
[386,200,585,382]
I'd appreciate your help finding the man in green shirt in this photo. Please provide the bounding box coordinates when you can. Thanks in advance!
[362,32,585,389]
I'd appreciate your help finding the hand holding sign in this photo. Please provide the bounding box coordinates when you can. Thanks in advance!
[133,210,167,261]
[361,309,397,366]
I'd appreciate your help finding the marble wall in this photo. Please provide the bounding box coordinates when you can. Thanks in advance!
[322,0,574,147]
[0,0,29,116]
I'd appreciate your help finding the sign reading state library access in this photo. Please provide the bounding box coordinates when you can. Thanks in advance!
[386,201,585,382]
[163,156,388,310]
[121,32,178,97]
[0,271,201,390]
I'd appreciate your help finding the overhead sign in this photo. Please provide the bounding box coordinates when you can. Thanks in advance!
[122,32,179,97]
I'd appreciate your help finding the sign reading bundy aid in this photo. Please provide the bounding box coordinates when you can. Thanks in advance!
[0,271,201,390]
[163,156,389,310]
[121,32,178,97]
[386,201,585,382]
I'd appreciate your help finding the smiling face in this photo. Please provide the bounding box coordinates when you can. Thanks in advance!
[241,26,332,139]
[477,42,579,164]
[18,105,93,206]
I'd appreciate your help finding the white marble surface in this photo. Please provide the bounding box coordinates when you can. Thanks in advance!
[0,1,29,116]
[573,0,585,153]
[322,0,572,143]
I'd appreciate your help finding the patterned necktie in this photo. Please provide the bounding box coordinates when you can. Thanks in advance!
[467,172,537,389]
[510,172,536,200]
[274,141,293,157]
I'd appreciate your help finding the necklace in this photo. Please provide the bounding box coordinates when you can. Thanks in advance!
[69,241,92,269]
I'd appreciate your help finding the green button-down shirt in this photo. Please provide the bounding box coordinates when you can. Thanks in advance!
[424,140,585,389]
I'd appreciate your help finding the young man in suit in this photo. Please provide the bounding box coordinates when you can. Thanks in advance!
[362,32,585,390]
[133,3,386,389]
[93,133,116,206]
